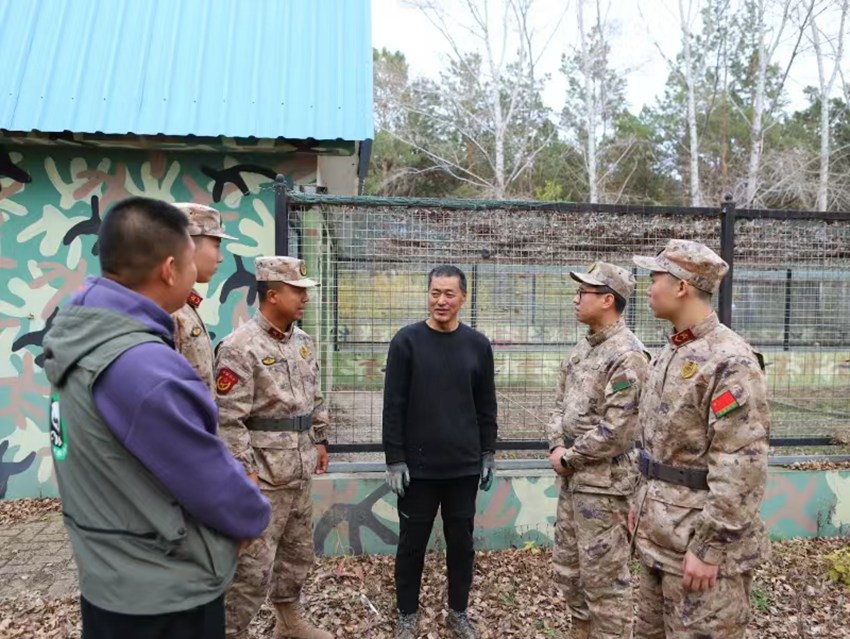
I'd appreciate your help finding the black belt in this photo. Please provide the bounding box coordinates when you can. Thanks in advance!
[245,414,313,432]
[638,450,708,490]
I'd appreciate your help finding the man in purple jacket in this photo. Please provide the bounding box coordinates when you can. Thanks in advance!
[43,196,271,639]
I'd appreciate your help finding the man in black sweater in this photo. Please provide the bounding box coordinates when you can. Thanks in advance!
[382,265,498,639]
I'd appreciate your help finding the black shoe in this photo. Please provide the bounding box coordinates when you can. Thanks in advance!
[395,612,417,639]
[447,609,480,639]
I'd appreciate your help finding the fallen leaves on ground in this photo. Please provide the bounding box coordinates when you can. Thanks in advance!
[2,539,849,638]
[786,460,850,471]
[0,498,61,527]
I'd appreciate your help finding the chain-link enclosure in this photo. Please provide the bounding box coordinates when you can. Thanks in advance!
[282,190,850,450]
[731,213,850,445]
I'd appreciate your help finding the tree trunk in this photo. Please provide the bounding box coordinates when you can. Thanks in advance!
[811,1,848,212]
[578,0,599,203]
[680,0,702,206]
[745,0,768,207]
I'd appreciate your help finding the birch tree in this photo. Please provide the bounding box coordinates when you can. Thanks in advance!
[809,0,849,211]
[679,0,704,206]
[738,0,815,206]
[392,0,565,198]
[639,0,705,206]
[561,0,629,203]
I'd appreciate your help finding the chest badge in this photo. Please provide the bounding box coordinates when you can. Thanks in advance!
[299,345,310,360]
[191,327,202,337]
[681,361,698,379]
[262,356,276,366]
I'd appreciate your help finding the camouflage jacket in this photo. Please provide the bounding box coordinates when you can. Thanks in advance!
[172,290,214,393]
[635,312,771,576]
[547,319,649,495]
[214,311,329,489]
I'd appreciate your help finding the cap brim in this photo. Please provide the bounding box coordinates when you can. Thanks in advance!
[570,271,607,287]
[203,230,238,240]
[633,255,667,272]
[282,278,319,288]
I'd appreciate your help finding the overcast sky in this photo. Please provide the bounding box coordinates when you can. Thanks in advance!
[372,0,834,116]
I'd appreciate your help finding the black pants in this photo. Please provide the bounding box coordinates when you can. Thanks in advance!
[80,594,225,639]
[395,475,479,615]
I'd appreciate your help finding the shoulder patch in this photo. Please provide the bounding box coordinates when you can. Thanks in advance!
[216,368,240,395]
[711,390,740,418]
[611,374,633,393]
[49,393,68,461]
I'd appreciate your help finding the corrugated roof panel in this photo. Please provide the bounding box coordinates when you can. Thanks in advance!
[0,0,374,141]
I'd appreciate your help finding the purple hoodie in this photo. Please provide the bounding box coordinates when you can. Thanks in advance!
[72,276,270,540]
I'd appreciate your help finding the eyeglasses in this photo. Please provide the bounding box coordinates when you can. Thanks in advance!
[575,289,608,299]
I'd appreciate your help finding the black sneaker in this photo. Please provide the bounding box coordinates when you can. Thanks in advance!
[395,612,417,639]
[447,609,480,639]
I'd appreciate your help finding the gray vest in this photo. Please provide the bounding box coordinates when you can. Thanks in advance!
[45,307,238,614]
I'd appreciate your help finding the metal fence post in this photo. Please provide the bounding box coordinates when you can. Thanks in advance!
[274,174,289,256]
[783,268,793,351]
[470,263,479,330]
[719,195,736,328]
[627,266,637,331]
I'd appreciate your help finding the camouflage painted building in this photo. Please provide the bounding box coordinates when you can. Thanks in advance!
[0,0,374,498]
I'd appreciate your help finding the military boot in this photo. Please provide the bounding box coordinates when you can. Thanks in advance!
[570,617,590,639]
[447,609,481,639]
[273,602,332,639]
[394,612,418,639]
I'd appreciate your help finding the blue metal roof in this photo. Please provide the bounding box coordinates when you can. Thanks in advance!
[0,0,374,141]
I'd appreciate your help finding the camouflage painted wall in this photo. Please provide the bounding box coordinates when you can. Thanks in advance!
[311,469,850,556]
[0,144,319,499]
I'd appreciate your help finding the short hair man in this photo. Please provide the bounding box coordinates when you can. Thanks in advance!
[631,240,770,638]
[215,256,332,639]
[547,262,650,639]
[383,265,498,639]
[171,202,235,391]
[43,196,271,639]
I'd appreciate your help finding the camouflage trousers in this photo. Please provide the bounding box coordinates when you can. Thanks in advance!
[225,481,314,637]
[635,564,752,638]
[552,482,633,639]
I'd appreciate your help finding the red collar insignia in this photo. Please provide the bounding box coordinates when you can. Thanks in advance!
[267,326,286,341]
[187,291,203,308]
[669,328,696,347]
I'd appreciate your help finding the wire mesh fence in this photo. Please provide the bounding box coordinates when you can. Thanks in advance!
[731,214,850,444]
[282,190,850,450]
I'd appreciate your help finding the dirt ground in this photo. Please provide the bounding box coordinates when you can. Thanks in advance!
[0,500,848,638]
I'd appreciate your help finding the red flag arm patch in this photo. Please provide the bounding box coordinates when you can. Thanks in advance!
[711,390,740,418]
[215,368,240,395]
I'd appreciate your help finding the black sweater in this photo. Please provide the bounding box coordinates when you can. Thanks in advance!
[382,321,498,479]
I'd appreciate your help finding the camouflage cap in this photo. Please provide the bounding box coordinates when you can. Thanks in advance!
[570,261,634,301]
[633,239,729,293]
[254,256,318,288]
[172,202,236,240]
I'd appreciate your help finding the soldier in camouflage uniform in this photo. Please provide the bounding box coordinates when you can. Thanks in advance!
[631,240,770,638]
[171,203,235,391]
[215,256,332,639]
[547,262,650,639]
